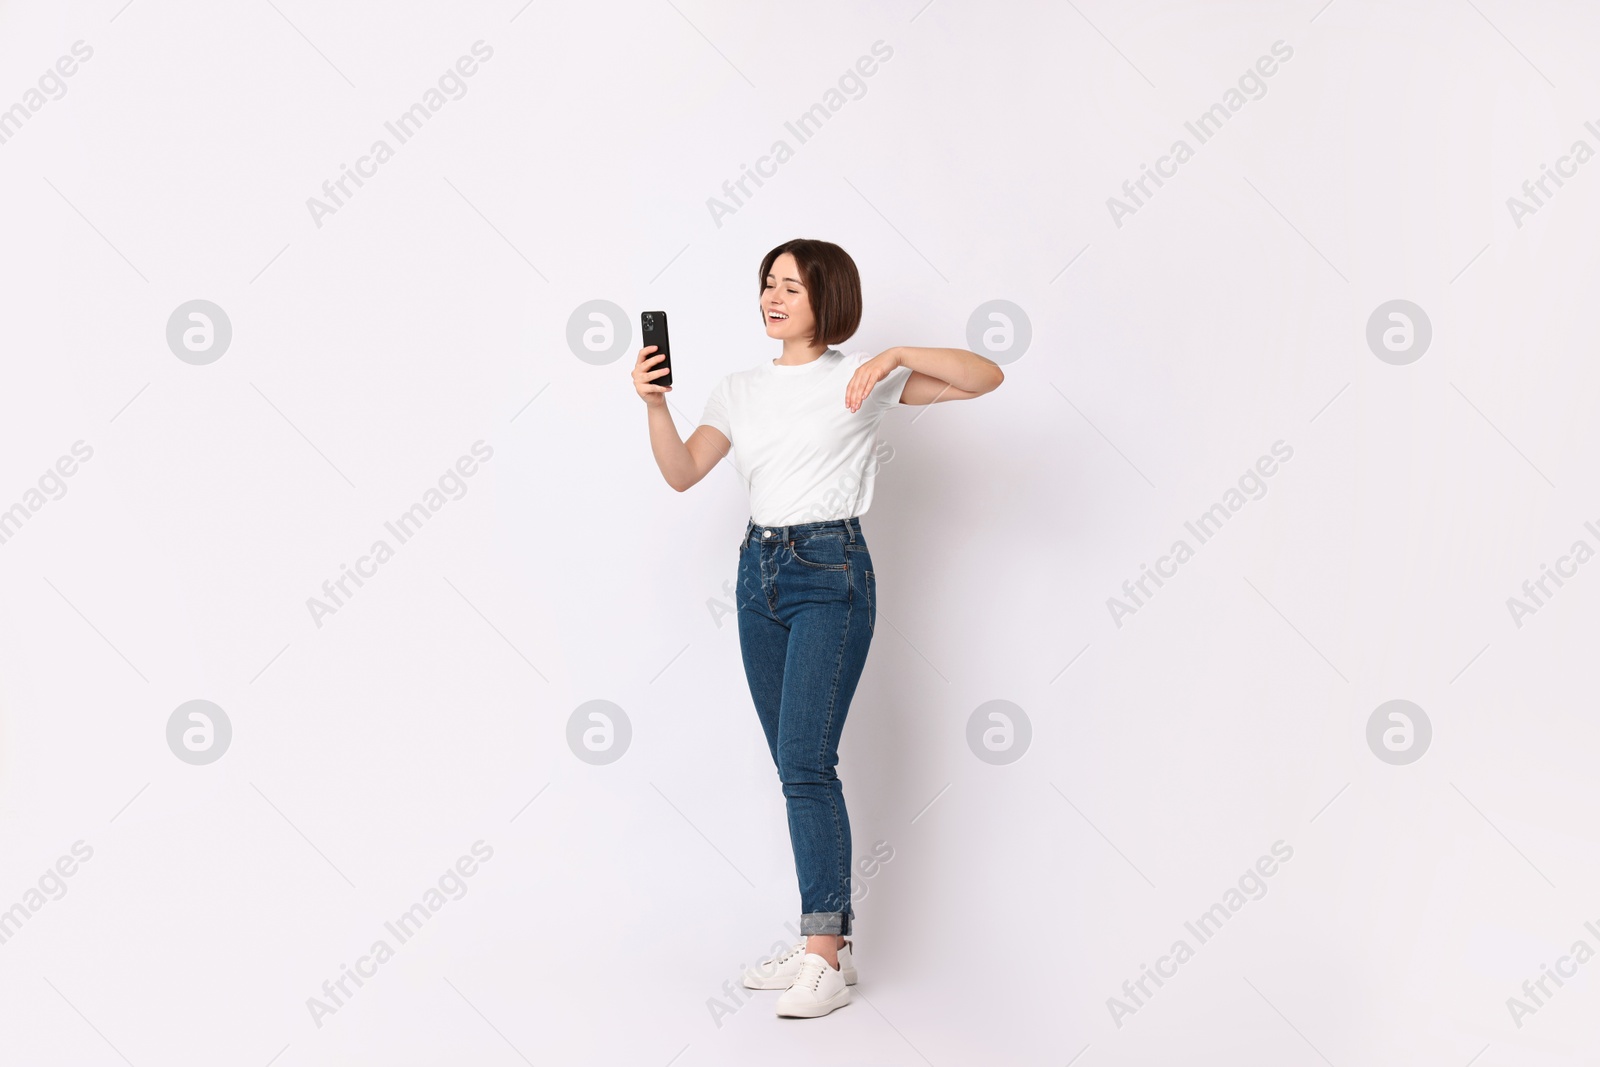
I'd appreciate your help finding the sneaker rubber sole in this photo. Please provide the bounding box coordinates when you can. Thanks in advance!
[776,984,851,1018]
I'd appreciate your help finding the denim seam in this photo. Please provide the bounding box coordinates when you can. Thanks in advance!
[818,569,854,927]
[863,568,874,634]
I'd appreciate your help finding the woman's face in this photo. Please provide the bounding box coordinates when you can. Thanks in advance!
[761,253,816,342]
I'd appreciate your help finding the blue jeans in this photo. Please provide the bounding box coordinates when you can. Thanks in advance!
[736,515,877,937]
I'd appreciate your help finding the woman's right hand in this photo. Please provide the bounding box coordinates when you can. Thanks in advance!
[633,346,672,406]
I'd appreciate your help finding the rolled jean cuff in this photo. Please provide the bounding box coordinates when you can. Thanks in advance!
[800,911,850,936]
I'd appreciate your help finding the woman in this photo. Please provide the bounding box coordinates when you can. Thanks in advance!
[633,238,1003,1018]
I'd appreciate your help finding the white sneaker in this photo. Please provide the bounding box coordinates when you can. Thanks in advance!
[775,952,852,1018]
[742,938,857,989]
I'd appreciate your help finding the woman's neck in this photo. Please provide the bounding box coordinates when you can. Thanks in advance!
[776,340,829,366]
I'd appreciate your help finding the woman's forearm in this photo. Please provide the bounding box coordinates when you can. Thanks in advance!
[891,346,1003,394]
[646,401,696,491]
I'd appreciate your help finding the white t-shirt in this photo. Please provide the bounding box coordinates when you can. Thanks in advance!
[697,348,913,527]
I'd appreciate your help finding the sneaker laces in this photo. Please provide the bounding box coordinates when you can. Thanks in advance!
[761,942,804,972]
[795,955,828,991]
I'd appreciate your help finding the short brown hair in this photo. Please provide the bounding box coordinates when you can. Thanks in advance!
[757,239,862,346]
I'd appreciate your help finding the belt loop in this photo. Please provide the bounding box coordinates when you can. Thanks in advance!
[845,516,857,543]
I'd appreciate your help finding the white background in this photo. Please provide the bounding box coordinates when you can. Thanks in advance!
[2,1,1599,1064]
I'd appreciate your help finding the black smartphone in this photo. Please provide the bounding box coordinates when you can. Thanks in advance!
[641,310,672,389]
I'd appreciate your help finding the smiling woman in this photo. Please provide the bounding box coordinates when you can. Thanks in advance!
[632,235,1002,1019]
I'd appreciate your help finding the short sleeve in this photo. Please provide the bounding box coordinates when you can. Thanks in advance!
[879,363,913,407]
[697,375,732,441]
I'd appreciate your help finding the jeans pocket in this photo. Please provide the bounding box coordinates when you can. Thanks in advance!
[789,534,848,570]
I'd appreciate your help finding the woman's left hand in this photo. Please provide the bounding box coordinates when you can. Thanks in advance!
[844,349,901,413]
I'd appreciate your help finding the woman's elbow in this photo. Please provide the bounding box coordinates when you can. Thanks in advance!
[668,468,704,493]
